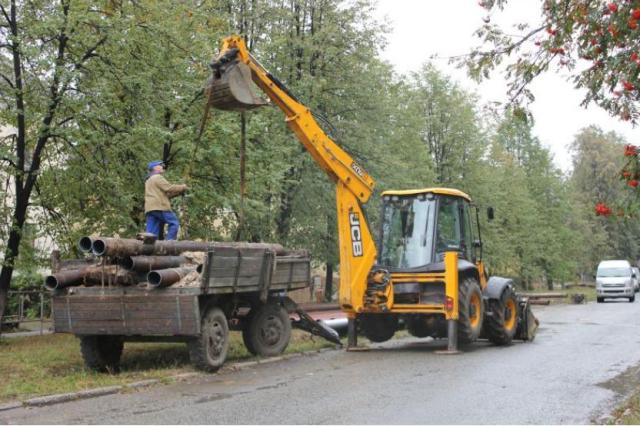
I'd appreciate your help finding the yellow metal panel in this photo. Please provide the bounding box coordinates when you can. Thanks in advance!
[444,251,459,320]
[382,187,471,201]
[391,304,446,314]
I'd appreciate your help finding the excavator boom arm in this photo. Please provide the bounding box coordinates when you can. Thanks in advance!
[210,36,377,313]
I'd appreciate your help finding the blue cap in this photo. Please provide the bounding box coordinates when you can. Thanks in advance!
[147,160,164,170]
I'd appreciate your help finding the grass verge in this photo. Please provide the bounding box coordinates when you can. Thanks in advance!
[609,389,640,424]
[0,330,333,403]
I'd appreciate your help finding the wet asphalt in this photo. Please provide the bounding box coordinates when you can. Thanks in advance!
[3,300,640,424]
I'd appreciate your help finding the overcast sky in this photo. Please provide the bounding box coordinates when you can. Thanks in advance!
[373,0,637,172]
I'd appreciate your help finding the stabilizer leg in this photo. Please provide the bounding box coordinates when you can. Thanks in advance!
[436,319,460,355]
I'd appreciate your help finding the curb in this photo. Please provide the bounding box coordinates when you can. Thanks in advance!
[0,347,336,412]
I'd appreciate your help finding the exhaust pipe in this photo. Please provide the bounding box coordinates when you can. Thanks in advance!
[147,267,198,288]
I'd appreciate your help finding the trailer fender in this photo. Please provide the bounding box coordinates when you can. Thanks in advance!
[483,276,515,300]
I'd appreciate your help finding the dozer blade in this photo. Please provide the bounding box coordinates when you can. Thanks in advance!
[208,61,268,112]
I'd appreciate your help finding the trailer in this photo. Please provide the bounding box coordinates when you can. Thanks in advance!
[49,237,340,372]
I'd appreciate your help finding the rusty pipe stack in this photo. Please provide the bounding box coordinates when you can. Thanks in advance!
[45,236,292,291]
[90,237,284,257]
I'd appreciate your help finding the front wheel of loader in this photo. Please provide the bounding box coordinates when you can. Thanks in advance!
[188,306,229,372]
[484,287,518,346]
[80,335,124,373]
[457,277,484,344]
[359,313,398,343]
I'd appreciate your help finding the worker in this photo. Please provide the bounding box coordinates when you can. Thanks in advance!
[144,160,188,240]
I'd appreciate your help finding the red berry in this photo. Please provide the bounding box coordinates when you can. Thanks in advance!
[623,81,636,91]
[629,18,638,30]
[628,179,639,188]
[608,3,618,13]
[633,9,640,19]
[632,52,639,61]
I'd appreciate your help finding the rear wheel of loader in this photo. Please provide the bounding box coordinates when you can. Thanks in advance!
[243,302,291,357]
[457,277,484,344]
[360,314,398,343]
[80,335,124,373]
[485,287,518,346]
[597,297,604,303]
[188,306,229,372]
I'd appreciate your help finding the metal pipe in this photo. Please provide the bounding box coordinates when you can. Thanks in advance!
[78,236,94,253]
[45,268,89,290]
[119,255,186,272]
[147,267,198,288]
[91,237,284,257]
[45,266,138,290]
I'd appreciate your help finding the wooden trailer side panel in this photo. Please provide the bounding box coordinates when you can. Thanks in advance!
[201,248,311,295]
[52,293,200,336]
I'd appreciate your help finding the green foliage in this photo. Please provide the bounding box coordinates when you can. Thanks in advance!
[3,0,639,293]
[462,0,640,122]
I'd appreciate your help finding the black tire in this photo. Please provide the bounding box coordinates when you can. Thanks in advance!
[188,306,229,372]
[241,309,258,356]
[244,302,291,357]
[359,313,398,343]
[80,335,124,373]
[630,295,635,303]
[457,277,484,344]
[597,297,604,303]
[406,315,434,338]
[484,287,518,346]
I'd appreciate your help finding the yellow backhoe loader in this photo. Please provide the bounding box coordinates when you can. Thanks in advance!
[206,36,538,351]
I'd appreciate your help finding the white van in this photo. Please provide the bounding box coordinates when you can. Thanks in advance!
[596,260,635,303]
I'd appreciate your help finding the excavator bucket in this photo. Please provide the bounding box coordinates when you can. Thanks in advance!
[207,61,267,112]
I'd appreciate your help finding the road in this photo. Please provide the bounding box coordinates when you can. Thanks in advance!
[3,301,640,424]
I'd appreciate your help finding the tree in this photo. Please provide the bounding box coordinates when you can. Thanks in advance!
[0,0,227,325]
[462,0,640,122]
[0,0,112,325]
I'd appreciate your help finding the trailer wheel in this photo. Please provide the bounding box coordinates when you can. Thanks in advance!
[188,306,229,372]
[241,309,258,355]
[360,314,398,343]
[457,277,484,344]
[80,335,124,373]
[484,287,518,346]
[244,302,291,357]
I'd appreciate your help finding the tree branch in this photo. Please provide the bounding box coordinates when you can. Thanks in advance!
[0,72,14,88]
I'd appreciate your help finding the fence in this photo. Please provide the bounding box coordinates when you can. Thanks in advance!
[1,289,51,335]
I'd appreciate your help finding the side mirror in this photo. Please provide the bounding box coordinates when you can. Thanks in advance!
[487,207,495,221]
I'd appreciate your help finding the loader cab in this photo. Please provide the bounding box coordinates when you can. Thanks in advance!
[378,188,477,272]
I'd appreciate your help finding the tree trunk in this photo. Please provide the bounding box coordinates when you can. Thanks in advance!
[0,224,24,332]
[325,262,333,302]
[236,112,247,241]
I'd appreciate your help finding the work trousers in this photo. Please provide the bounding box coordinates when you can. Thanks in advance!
[145,210,180,240]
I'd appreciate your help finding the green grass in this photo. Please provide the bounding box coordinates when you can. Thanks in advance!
[0,330,333,403]
[609,389,640,424]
